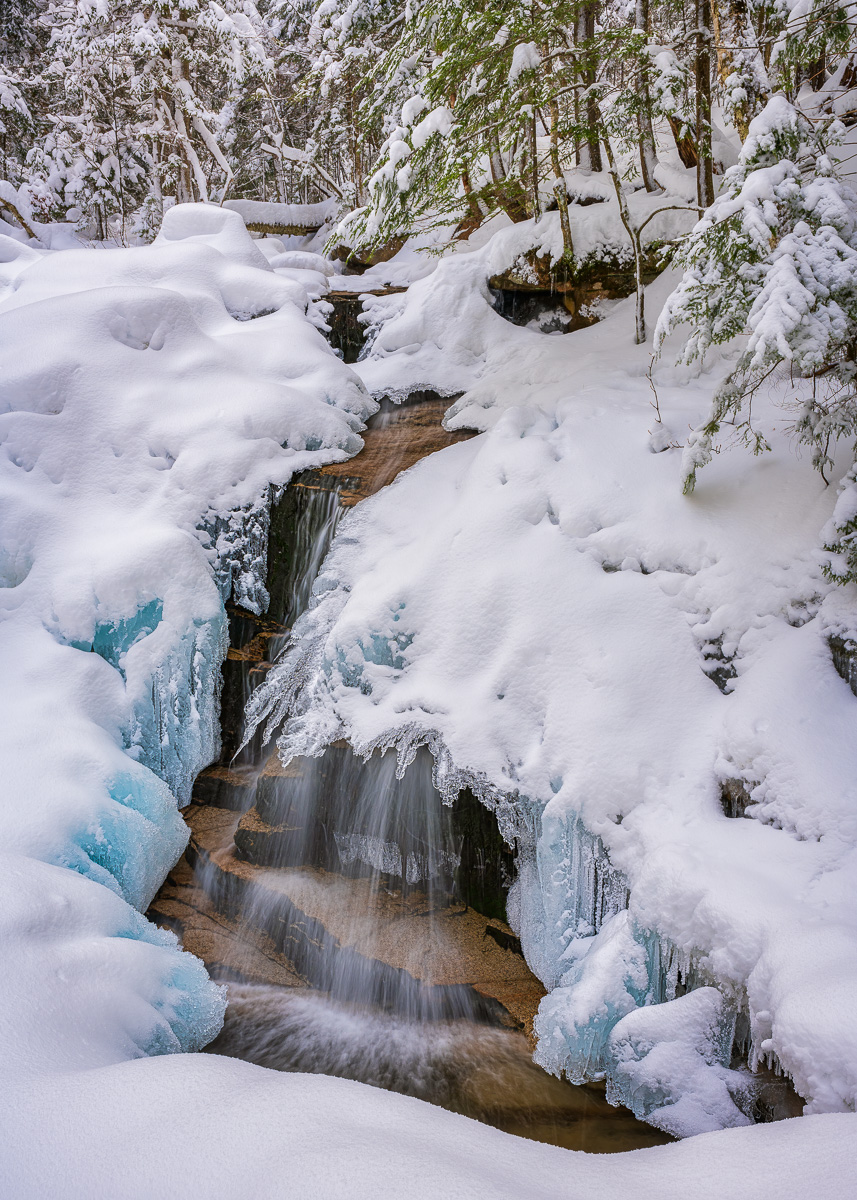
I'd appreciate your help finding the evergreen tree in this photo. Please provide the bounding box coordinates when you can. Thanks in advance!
[657,94,857,491]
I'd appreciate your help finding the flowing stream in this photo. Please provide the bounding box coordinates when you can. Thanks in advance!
[148,330,671,1154]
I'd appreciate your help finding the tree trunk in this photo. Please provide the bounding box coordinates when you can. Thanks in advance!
[576,4,603,173]
[600,122,646,344]
[668,115,699,168]
[710,0,761,140]
[529,113,540,219]
[635,0,660,191]
[0,198,36,239]
[549,98,574,260]
[695,0,715,208]
[488,130,530,222]
[453,169,483,240]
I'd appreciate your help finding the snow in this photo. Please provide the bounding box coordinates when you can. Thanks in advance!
[508,42,541,84]
[245,210,857,1134]
[223,197,338,230]
[2,1055,856,1199]
[3,197,857,1190]
[357,197,694,398]
[604,987,752,1137]
[0,203,371,1072]
[411,105,455,149]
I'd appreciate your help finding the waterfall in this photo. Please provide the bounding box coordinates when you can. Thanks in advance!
[159,403,671,1153]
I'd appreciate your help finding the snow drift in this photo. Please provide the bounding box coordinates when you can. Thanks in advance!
[2,200,856,1197]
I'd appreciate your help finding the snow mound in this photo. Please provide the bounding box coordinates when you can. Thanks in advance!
[2,1055,856,1199]
[223,198,338,231]
[358,203,694,400]
[154,202,272,271]
[0,204,372,1071]
[605,987,752,1137]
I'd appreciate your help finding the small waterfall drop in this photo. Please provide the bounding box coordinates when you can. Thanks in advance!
[148,395,670,1153]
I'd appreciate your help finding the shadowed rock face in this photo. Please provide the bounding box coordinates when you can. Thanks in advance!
[235,744,515,920]
[488,246,664,333]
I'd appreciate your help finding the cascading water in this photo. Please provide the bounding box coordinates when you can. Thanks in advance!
[226,742,512,1023]
[149,395,671,1153]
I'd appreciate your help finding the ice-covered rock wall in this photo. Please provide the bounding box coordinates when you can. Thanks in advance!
[0,205,372,1071]
[245,214,857,1134]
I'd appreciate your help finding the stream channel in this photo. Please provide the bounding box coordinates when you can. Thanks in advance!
[146,301,672,1154]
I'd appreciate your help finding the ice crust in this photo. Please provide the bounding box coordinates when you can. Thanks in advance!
[245,211,857,1132]
[0,204,372,1069]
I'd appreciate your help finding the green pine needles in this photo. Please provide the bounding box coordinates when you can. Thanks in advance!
[657,94,857,496]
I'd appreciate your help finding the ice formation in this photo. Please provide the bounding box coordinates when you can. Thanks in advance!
[605,987,752,1137]
[245,209,857,1133]
[0,203,372,1069]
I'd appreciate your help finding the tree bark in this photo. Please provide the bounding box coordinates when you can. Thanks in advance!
[695,0,715,208]
[576,3,603,173]
[635,0,660,191]
[710,0,760,140]
[0,197,36,239]
[548,98,574,259]
[597,107,646,343]
[668,115,699,168]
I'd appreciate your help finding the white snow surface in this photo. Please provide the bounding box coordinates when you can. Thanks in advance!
[223,197,338,230]
[1,1056,855,1199]
[0,203,371,1072]
[358,201,695,397]
[247,212,857,1130]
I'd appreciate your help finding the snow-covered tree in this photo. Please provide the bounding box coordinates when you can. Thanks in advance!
[27,1,274,237]
[345,0,682,254]
[658,94,857,491]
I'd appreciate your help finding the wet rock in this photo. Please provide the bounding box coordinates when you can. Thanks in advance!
[330,236,407,273]
[720,778,754,819]
[146,807,305,989]
[326,287,406,363]
[206,984,672,1152]
[488,247,664,333]
[192,764,258,811]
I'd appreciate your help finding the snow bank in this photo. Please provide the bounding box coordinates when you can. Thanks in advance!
[3,200,856,1192]
[0,203,372,1070]
[246,214,857,1132]
[1,1056,855,1198]
[358,200,694,398]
